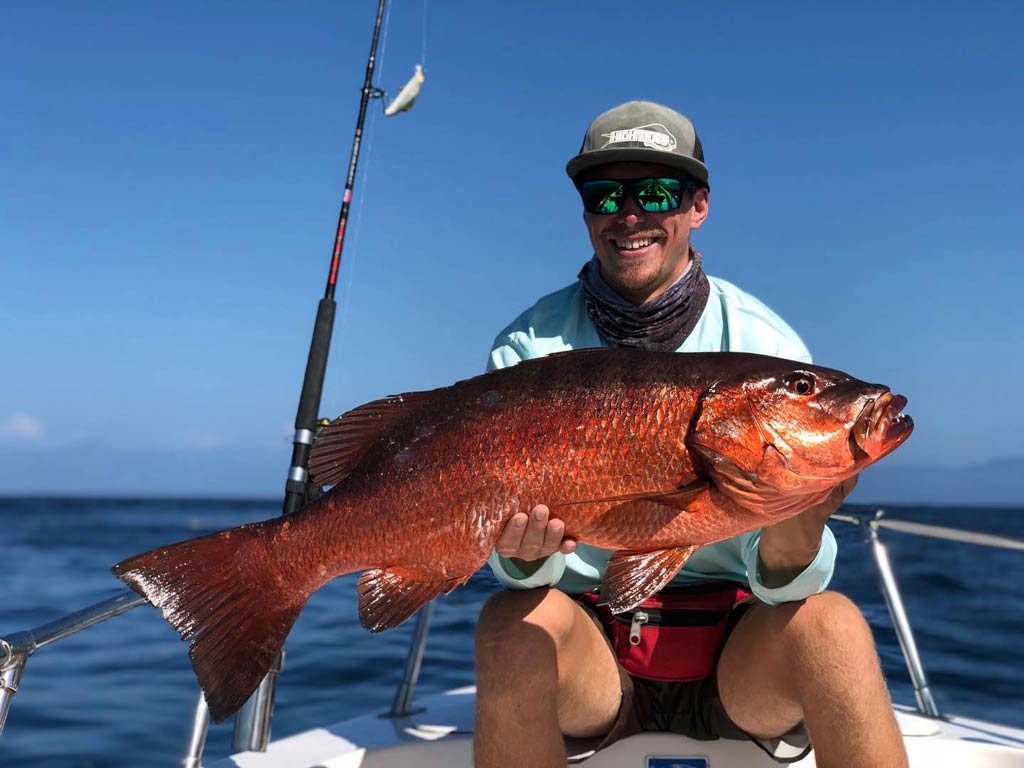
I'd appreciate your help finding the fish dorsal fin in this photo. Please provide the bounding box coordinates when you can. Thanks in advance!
[599,546,698,614]
[309,392,434,487]
[357,567,471,632]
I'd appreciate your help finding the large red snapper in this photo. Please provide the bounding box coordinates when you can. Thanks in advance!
[113,348,912,721]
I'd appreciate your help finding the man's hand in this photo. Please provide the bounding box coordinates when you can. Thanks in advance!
[495,505,577,576]
[757,475,858,588]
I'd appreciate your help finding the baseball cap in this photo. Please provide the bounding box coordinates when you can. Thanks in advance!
[566,100,709,186]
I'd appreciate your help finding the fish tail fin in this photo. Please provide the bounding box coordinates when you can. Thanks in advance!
[113,516,323,722]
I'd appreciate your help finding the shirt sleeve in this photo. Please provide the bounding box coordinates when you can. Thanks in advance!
[487,550,568,590]
[743,524,837,605]
[488,343,520,372]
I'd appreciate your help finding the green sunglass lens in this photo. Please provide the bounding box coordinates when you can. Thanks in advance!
[636,178,682,212]
[581,181,625,214]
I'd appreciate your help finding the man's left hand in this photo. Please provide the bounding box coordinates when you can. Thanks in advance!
[757,475,858,589]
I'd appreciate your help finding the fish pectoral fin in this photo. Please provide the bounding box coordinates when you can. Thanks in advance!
[552,480,709,512]
[643,479,710,510]
[599,546,699,614]
[357,567,470,632]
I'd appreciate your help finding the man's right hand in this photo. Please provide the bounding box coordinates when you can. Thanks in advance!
[494,504,577,562]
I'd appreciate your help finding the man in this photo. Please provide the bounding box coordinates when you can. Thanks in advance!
[473,101,907,768]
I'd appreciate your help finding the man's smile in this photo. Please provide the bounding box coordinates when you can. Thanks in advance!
[609,231,666,257]
[614,236,656,251]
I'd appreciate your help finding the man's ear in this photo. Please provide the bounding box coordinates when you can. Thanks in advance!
[690,188,710,230]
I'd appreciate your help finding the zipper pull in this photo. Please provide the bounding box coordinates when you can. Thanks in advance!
[629,611,649,645]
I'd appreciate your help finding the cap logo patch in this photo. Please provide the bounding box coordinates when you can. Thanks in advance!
[600,123,677,152]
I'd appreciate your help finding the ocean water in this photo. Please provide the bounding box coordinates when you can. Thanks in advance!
[1,497,1022,767]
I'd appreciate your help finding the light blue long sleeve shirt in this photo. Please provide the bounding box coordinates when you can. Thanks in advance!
[486,275,837,606]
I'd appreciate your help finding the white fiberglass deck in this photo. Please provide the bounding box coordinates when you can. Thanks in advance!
[214,686,1024,768]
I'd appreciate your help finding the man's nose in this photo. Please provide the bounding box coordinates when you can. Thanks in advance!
[617,194,644,226]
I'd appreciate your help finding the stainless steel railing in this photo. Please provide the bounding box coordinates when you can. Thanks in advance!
[831,509,1024,719]
[0,588,214,767]
[389,601,436,717]
[232,650,284,751]
[0,589,145,731]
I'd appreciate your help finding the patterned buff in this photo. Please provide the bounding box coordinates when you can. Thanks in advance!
[577,248,711,352]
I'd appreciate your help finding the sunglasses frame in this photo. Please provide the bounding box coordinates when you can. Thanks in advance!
[576,176,698,215]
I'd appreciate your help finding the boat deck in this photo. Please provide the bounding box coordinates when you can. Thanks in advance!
[213,687,1024,768]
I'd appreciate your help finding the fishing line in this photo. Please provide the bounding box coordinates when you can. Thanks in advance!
[377,0,394,82]
[333,0,393,410]
[420,0,429,68]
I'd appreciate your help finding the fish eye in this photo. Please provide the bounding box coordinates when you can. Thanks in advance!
[788,373,816,396]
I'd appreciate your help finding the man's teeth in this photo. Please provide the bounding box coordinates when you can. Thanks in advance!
[615,237,654,250]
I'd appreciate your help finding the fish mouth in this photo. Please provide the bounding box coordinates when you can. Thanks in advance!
[851,391,913,462]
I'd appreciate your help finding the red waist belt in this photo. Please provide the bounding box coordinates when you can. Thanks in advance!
[578,581,753,682]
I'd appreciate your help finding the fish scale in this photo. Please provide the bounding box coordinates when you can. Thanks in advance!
[113,347,912,722]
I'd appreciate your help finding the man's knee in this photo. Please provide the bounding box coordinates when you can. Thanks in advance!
[475,588,578,663]
[721,592,881,715]
[789,591,869,630]
[782,591,877,659]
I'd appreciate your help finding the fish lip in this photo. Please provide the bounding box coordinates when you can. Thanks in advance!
[851,392,913,462]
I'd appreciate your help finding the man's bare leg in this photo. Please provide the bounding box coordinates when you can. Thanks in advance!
[718,591,908,768]
[474,588,622,768]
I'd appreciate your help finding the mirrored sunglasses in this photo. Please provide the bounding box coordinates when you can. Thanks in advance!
[577,177,695,215]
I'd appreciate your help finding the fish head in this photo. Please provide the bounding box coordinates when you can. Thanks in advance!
[689,361,913,497]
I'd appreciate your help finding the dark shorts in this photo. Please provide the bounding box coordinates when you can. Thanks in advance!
[572,598,812,763]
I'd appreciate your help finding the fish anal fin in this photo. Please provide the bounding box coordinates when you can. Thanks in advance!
[357,567,471,632]
[600,546,698,614]
[309,391,434,487]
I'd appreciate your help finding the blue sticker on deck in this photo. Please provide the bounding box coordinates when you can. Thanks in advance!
[646,758,709,768]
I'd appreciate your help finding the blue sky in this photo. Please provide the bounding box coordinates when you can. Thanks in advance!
[2,1,1022,497]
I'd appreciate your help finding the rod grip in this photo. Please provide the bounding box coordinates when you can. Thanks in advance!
[295,298,337,431]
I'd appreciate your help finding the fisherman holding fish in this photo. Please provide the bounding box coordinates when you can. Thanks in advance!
[473,102,908,768]
[113,101,912,767]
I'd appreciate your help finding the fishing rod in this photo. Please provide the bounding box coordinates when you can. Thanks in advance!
[280,0,386,517]
[235,0,425,751]
[282,0,423,516]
